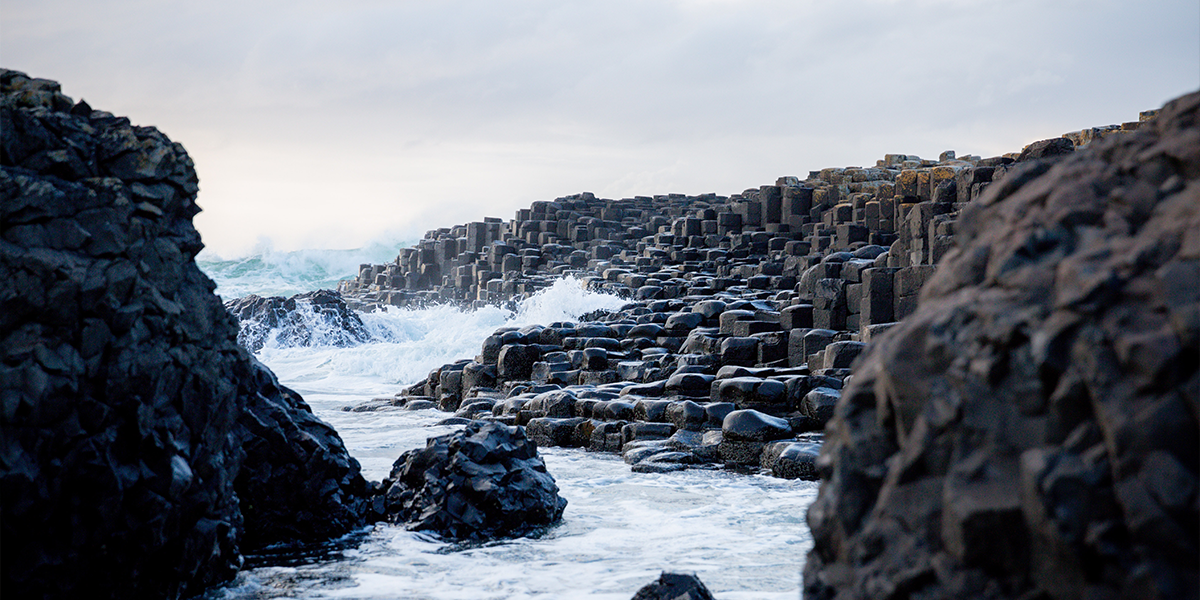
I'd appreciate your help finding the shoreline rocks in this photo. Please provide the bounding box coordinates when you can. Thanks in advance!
[319,93,1167,484]
[632,572,717,600]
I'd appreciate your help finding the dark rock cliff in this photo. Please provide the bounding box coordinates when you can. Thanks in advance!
[0,70,372,598]
[804,91,1199,599]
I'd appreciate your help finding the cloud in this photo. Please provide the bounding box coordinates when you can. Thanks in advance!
[2,0,1197,254]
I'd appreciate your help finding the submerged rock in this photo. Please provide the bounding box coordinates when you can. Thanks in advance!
[631,572,716,600]
[804,91,1200,600]
[378,421,567,540]
[225,289,369,352]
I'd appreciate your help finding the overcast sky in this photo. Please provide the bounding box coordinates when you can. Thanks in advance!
[3,0,1198,256]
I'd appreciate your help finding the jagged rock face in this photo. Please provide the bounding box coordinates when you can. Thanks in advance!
[0,70,371,598]
[804,91,1200,600]
[235,357,374,550]
[225,289,370,352]
[378,421,567,540]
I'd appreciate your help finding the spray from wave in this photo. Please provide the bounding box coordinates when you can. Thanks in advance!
[249,277,629,394]
[197,238,413,299]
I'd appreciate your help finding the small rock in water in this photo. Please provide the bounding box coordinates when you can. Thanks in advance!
[631,572,716,600]
[378,421,567,541]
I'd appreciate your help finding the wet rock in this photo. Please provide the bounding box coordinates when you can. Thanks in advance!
[722,409,792,442]
[631,572,716,600]
[666,399,708,431]
[822,340,865,369]
[705,402,736,428]
[800,386,840,425]
[225,289,369,353]
[762,437,821,480]
[379,422,567,540]
[630,451,697,473]
[497,343,539,380]
[665,372,715,397]
[235,360,374,549]
[622,422,677,446]
[526,417,587,447]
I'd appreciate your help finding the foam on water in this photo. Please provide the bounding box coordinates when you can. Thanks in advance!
[197,246,811,599]
[209,405,813,600]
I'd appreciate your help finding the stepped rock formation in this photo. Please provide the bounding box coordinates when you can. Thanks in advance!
[803,91,1199,599]
[324,99,1166,486]
[0,70,373,598]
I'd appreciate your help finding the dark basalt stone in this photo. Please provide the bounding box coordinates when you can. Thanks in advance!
[377,421,567,541]
[804,91,1200,600]
[0,70,373,599]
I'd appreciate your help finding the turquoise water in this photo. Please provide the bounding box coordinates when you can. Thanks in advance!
[197,239,412,300]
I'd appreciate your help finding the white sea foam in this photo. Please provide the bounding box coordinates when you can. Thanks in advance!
[256,276,629,393]
[206,420,813,600]
[198,246,810,600]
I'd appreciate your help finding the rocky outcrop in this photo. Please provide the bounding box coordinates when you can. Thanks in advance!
[803,91,1199,599]
[377,421,567,540]
[225,289,370,352]
[0,70,373,598]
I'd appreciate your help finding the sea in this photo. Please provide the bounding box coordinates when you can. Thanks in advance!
[195,242,816,600]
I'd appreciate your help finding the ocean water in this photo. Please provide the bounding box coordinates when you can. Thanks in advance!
[197,239,413,300]
[198,245,815,600]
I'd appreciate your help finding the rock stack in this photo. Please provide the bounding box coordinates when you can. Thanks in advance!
[0,70,375,598]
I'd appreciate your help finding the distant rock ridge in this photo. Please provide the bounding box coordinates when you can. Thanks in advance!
[340,107,1157,316]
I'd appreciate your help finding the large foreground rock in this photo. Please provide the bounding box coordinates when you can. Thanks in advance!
[378,421,567,540]
[805,91,1200,599]
[0,70,372,598]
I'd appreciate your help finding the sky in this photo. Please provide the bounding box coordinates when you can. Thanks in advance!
[3,0,1198,257]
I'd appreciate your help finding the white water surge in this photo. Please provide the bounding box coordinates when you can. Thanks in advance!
[198,246,815,600]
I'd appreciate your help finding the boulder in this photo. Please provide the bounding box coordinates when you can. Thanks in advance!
[379,421,567,540]
[805,91,1200,600]
[722,409,793,442]
[631,572,716,600]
